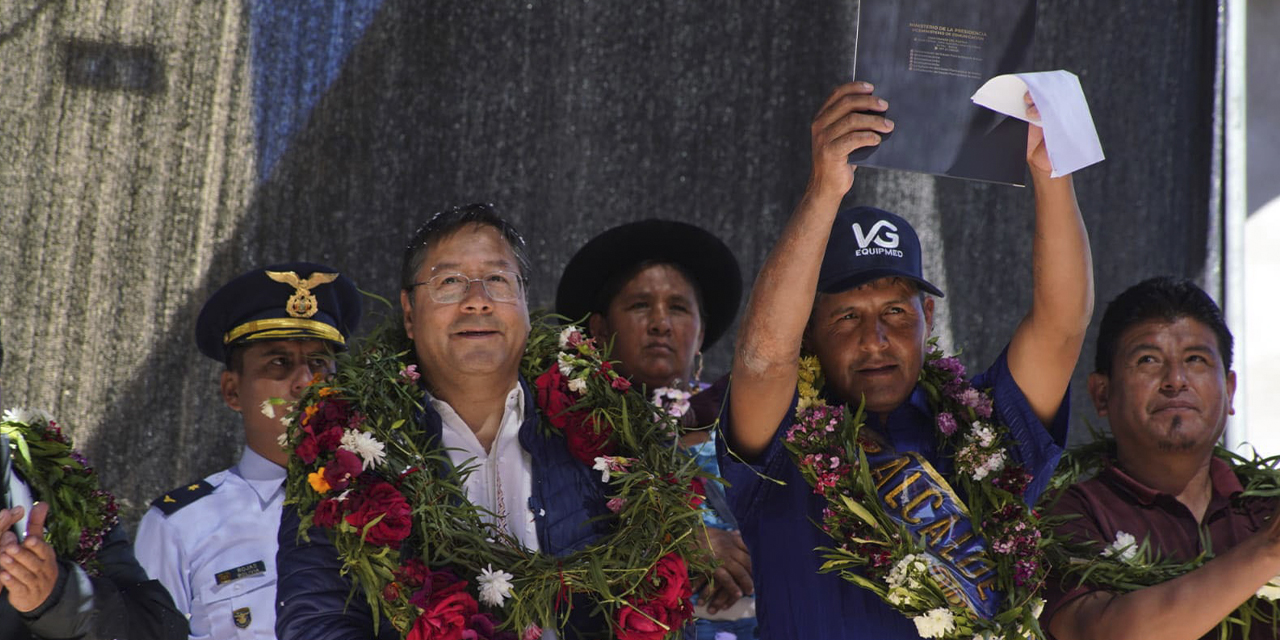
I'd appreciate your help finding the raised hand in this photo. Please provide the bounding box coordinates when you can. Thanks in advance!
[1025,91,1052,175]
[808,81,894,198]
[0,502,61,612]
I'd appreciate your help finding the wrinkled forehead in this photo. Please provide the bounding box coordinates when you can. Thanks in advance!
[814,276,921,309]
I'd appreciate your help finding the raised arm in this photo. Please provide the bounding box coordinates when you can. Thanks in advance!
[1051,515,1280,640]
[728,82,893,458]
[1006,99,1095,424]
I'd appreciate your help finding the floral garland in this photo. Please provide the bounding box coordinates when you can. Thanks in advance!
[783,339,1046,639]
[0,408,120,574]
[282,315,710,640]
[1043,440,1280,638]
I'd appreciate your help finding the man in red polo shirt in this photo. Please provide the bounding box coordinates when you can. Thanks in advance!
[1042,277,1280,640]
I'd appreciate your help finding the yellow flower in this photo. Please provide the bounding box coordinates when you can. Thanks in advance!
[302,404,319,426]
[318,387,339,398]
[308,469,331,494]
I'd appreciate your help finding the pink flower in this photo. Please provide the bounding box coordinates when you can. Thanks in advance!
[611,376,632,392]
[607,497,627,513]
[400,364,421,383]
[936,412,958,436]
[522,626,543,640]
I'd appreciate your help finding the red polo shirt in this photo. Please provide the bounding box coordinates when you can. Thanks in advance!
[1042,457,1278,639]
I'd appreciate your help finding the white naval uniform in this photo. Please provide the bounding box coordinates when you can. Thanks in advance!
[135,447,285,639]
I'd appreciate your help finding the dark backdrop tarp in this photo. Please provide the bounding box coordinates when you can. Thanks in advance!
[0,0,1221,526]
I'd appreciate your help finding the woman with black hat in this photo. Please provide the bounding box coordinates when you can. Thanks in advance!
[556,219,757,640]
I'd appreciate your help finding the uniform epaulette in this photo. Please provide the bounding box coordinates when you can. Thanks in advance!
[151,480,216,516]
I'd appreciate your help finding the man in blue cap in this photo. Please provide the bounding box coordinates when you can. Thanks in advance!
[719,82,1094,638]
[135,263,361,639]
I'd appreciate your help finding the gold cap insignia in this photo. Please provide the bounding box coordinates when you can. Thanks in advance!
[266,271,340,319]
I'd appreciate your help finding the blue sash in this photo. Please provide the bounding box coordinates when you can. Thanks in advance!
[863,437,1002,618]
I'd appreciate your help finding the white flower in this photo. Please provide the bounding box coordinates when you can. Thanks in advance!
[477,564,515,607]
[971,450,1007,481]
[886,587,911,605]
[276,432,290,448]
[1,407,53,425]
[887,554,929,590]
[339,429,387,470]
[912,608,956,638]
[260,400,276,419]
[1029,597,1045,618]
[1102,531,1139,563]
[1258,577,1280,601]
[558,327,582,349]
[970,424,996,448]
[557,352,576,376]
[568,377,588,395]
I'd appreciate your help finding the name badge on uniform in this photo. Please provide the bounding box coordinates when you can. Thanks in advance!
[233,607,252,629]
[215,560,266,585]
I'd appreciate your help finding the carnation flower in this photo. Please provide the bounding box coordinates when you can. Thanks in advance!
[559,327,584,349]
[476,564,515,607]
[399,364,420,383]
[912,607,956,638]
[276,432,290,448]
[1102,531,1139,563]
[568,377,588,395]
[260,400,277,419]
[936,412,958,436]
[970,450,1007,481]
[340,429,387,470]
[557,352,576,376]
[606,497,627,513]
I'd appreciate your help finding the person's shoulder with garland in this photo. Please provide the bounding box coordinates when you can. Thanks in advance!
[134,261,361,639]
[276,205,616,640]
[1041,277,1280,640]
[716,80,1093,638]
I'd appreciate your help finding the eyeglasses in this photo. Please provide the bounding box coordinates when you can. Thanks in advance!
[409,271,525,304]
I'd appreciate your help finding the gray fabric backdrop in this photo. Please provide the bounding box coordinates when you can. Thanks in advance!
[0,0,1222,527]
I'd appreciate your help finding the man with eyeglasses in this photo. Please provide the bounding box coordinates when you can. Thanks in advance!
[135,263,361,639]
[276,204,615,639]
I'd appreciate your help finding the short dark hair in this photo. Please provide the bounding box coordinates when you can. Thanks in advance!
[400,203,531,292]
[591,260,706,322]
[1094,277,1233,375]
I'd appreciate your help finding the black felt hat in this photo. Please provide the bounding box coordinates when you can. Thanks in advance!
[195,262,362,363]
[556,220,742,350]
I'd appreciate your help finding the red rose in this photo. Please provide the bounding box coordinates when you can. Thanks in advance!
[295,435,321,464]
[534,367,579,430]
[407,590,479,640]
[312,498,343,528]
[309,399,352,431]
[395,558,432,588]
[615,599,675,640]
[343,481,412,546]
[564,416,616,466]
[312,425,344,452]
[323,449,364,491]
[648,553,693,611]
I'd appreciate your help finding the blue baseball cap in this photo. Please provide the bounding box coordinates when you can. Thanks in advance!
[817,206,944,297]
